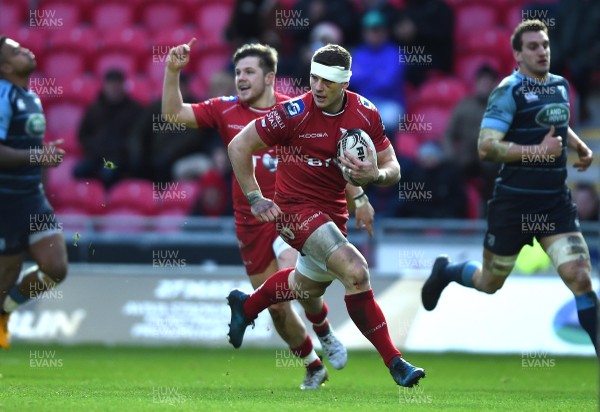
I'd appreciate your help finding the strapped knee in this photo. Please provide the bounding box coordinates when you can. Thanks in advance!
[488,254,517,277]
[546,235,590,268]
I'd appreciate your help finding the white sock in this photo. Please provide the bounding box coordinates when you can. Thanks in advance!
[303,350,319,366]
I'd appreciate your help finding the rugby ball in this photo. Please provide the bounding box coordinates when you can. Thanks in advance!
[336,128,377,186]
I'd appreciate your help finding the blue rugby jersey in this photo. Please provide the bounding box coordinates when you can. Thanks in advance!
[481,71,570,194]
[0,79,45,195]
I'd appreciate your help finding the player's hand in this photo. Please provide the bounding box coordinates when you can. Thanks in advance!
[166,38,196,72]
[33,139,65,167]
[355,198,374,237]
[338,146,378,186]
[573,142,593,172]
[539,125,563,158]
[251,198,281,222]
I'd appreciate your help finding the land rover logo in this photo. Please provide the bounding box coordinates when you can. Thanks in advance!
[535,103,569,127]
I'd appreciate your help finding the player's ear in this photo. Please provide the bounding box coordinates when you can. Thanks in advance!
[342,82,349,90]
[265,71,275,86]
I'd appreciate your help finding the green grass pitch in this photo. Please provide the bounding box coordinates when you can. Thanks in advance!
[0,345,596,411]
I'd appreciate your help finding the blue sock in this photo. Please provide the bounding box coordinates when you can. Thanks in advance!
[575,291,598,355]
[8,286,29,304]
[442,261,480,288]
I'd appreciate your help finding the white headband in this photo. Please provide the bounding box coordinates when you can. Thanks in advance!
[310,61,352,83]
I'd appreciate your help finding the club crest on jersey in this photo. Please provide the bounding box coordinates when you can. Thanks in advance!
[220,96,238,102]
[358,95,375,110]
[25,113,46,138]
[283,99,305,117]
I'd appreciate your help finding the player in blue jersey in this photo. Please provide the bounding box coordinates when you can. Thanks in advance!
[421,20,598,357]
[0,36,68,349]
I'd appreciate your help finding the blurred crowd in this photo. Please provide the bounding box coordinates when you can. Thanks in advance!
[6,0,597,220]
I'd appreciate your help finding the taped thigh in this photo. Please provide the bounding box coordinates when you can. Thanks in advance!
[301,221,348,268]
[488,254,517,277]
[546,234,590,268]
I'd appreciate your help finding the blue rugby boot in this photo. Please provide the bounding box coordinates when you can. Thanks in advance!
[389,356,425,387]
[226,289,254,348]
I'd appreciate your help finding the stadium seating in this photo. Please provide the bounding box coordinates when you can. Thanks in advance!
[125,75,156,105]
[44,101,86,155]
[139,0,185,33]
[454,53,504,85]
[90,1,137,33]
[405,104,453,142]
[42,50,87,83]
[45,156,80,196]
[51,180,106,215]
[414,77,468,108]
[195,1,234,46]
[37,0,82,30]
[94,50,139,79]
[106,179,159,215]
[454,3,499,40]
[0,1,28,31]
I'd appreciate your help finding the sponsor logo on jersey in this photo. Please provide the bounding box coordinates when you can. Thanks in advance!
[228,124,245,130]
[220,96,238,102]
[283,99,305,117]
[523,91,539,103]
[266,109,285,130]
[358,95,375,110]
[298,132,328,138]
[535,103,569,127]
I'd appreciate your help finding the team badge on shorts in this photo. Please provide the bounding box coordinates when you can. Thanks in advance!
[486,233,495,248]
[279,226,296,241]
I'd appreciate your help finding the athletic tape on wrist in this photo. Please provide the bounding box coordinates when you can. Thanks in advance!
[310,61,352,83]
[246,190,264,206]
[354,193,368,208]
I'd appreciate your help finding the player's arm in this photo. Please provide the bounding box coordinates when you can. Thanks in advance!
[373,145,401,185]
[228,120,281,222]
[478,126,563,163]
[346,184,374,237]
[161,38,198,128]
[567,127,593,171]
[0,97,63,168]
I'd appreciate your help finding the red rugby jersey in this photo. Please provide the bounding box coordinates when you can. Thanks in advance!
[255,90,391,231]
[191,93,290,226]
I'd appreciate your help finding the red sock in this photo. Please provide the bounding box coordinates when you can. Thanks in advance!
[291,335,322,368]
[305,302,330,336]
[243,267,295,320]
[344,289,400,367]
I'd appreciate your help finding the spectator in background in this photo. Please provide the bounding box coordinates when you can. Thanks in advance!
[397,142,466,219]
[573,183,599,221]
[226,0,281,50]
[291,0,360,48]
[392,0,454,86]
[73,69,143,188]
[550,0,600,123]
[131,72,219,183]
[351,10,405,135]
[444,65,499,203]
[280,21,344,92]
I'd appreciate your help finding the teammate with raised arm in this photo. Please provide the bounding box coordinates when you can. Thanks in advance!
[226,44,425,387]
[0,36,68,349]
[421,20,598,357]
[163,41,375,389]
